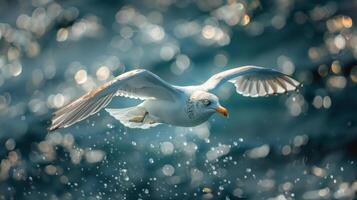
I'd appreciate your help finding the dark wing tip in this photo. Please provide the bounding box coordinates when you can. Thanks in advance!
[47,127,57,132]
[47,120,59,132]
[48,127,56,132]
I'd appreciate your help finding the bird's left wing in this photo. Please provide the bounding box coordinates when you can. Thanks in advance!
[49,69,181,131]
[199,66,301,97]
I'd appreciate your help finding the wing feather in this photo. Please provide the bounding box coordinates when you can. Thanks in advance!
[267,79,277,94]
[200,65,300,97]
[262,80,269,96]
[49,69,180,131]
[243,80,252,96]
[247,79,255,96]
[276,78,288,92]
[255,80,260,96]
[237,78,248,93]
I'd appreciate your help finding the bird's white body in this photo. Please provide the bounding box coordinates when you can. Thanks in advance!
[106,87,216,128]
[49,66,301,131]
[143,98,191,126]
[142,88,214,127]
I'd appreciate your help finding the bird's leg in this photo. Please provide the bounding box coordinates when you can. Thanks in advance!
[129,111,148,123]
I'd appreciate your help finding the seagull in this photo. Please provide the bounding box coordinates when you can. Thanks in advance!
[49,66,301,131]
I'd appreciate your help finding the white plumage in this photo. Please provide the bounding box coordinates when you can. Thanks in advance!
[49,66,301,131]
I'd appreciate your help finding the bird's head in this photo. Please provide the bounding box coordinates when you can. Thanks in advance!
[188,91,228,120]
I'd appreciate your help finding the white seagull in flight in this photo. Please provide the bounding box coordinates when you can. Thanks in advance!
[49,66,300,131]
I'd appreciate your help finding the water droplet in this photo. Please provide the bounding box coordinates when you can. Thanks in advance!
[106,124,114,129]
[149,158,154,164]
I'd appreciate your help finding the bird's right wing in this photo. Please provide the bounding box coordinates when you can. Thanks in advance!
[49,69,181,131]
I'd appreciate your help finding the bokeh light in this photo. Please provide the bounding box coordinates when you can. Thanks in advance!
[0,0,356,199]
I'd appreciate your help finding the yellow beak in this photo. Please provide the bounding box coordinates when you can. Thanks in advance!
[215,105,229,117]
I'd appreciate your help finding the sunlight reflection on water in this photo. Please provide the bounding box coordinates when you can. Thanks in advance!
[0,0,356,199]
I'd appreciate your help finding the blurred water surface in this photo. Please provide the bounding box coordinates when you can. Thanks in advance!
[0,0,357,199]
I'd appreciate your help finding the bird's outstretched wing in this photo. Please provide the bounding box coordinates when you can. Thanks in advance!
[199,66,301,97]
[49,69,180,131]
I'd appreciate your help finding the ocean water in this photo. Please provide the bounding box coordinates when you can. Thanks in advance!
[0,0,356,199]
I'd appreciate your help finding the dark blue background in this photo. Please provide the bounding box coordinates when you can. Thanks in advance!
[0,0,356,199]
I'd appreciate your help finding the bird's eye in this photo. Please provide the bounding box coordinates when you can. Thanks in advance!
[203,99,211,106]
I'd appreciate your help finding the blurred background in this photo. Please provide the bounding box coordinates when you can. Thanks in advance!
[0,0,357,199]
